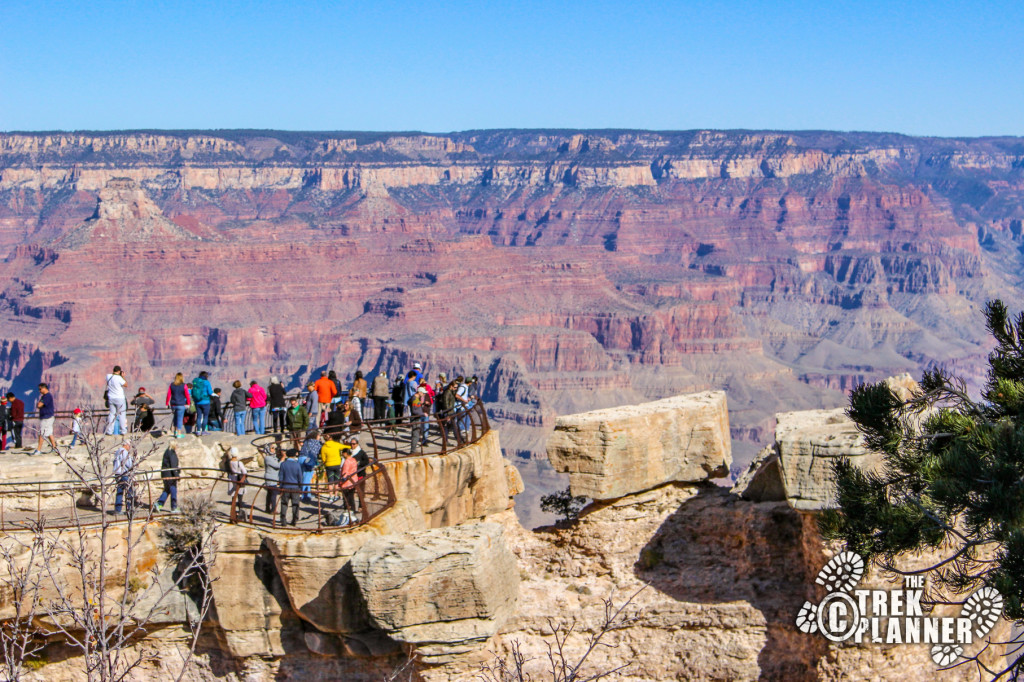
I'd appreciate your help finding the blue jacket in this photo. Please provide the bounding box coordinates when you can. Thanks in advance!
[38,393,55,419]
[278,458,303,490]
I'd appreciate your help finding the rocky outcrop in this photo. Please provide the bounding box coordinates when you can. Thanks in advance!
[383,431,517,527]
[351,523,519,663]
[547,391,731,499]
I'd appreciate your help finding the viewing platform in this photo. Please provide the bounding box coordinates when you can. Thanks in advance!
[0,401,498,534]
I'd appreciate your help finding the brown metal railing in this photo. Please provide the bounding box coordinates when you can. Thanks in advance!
[0,464,396,534]
[250,399,490,462]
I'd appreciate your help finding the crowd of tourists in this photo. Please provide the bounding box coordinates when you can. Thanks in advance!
[8,363,483,527]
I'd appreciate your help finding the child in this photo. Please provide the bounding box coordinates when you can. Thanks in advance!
[70,408,83,447]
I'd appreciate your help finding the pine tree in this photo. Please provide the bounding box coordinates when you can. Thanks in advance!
[820,300,1024,672]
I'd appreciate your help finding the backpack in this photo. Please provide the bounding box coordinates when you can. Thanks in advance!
[191,379,208,403]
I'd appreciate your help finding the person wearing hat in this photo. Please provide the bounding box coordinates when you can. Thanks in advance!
[70,408,83,447]
[131,387,154,432]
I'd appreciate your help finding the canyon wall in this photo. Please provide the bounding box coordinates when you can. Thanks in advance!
[0,129,1022,524]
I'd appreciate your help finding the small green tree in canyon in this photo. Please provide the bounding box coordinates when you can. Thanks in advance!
[821,300,1024,676]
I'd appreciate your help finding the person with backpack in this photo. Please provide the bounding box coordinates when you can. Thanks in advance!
[190,371,213,435]
[248,380,268,435]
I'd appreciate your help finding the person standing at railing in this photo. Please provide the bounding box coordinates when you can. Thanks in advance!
[328,370,343,410]
[349,437,369,478]
[6,393,24,450]
[166,373,192,439]
[313,372,336,428]
[370,370,389,421]
[454,376,470,443]
[32,383,58,457]
[350,370,368,419]
[70,408,83,447]
[131,387,154,431]
[154,444,179,513]
[298,429,321,502]
[209,388,224,431]
[267,377,287,433]
[112,440,136,514]
[408,390,426,455]
[304,381,319,428]
[339,445,359,520]
[227,447,248,512]
[286,396,309,450]
[190,371,213,435]
[104,366,128,436]
[278,448,302,526]
[320,433,346,500]
[263,443,282,513]
[0,395,9,451]
[229,381,250,436]
[248,380,267,435]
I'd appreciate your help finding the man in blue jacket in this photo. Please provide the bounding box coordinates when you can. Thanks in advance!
[278,449,303,526]
[32,383,58,456]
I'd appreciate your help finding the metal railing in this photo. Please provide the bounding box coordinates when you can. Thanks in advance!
[250,399,490,461]
[0,463,396,534]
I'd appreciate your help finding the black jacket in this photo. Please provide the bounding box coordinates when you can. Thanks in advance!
[161,447,180,480]
[268,383,287,409]
[209,395,222,420]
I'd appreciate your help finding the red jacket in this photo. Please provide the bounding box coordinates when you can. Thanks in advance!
[9,398,24,422]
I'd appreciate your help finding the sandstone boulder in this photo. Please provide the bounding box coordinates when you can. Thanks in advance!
[547,391,731,500]
[771,407,880,511]
[350,522,519,663]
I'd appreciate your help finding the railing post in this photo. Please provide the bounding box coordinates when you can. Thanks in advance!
[438,412,448,455]
[36,482,41,525]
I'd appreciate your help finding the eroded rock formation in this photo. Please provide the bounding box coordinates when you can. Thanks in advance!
[1,131,1020,524]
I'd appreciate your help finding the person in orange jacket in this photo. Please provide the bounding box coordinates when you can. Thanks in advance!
[313,371,337,427]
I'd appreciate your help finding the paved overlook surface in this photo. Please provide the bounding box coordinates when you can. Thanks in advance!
[0,130,1022,522]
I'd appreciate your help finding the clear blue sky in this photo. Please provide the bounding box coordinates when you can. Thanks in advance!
[2,1,1022,136]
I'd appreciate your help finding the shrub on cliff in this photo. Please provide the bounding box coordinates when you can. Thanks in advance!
[540,487,587,524]
[820,299,1024,676]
